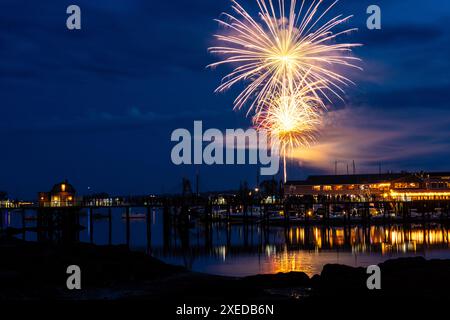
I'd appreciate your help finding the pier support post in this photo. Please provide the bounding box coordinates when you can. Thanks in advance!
[264,204,269,225]
[21,209,26,240]
[36,209,43,241]
[243,223,249,247]
[48,210,55,241]
[163,204,171,252]
[89,208,94,243]
[445,202,450,221]
[226,221,231,248]
[146,206,152,254]
[21,209,25,228]
[205,218,211,250]
[75,209,80,242]
[125,207,131,246]
[324,204,329,223]
[243,203,248,223]
[363,202,369,223]
[421,201,426,221]
[205,203,212,223]
[284,202,290,225]
[108,208,112,245]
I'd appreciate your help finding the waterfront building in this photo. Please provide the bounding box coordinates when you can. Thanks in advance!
[38,180,77,207]
[0,199,15,208]
[285,172,450,202]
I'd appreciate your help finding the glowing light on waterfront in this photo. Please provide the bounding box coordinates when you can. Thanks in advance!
[390,191,450,198]
[209,0,361,114]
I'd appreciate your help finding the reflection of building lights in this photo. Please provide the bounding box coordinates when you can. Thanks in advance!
[262,226,449,275]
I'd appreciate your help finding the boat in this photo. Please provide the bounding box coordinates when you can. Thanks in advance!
[229,209,265,220]
[211,209,228,220]
[266,210,285,222]
[329,212,345,220]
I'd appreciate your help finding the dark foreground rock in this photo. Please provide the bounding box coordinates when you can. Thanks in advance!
[1,236,449,305]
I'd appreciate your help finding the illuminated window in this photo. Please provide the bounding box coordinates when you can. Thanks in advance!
[313,186,321,191]
[334,185,343,191]
[323,186,332,191]
[61,184,66,192]
[394,183,409,189]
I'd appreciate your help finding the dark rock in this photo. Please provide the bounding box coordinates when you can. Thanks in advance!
[1,236,449,303]
[243,271,311,288]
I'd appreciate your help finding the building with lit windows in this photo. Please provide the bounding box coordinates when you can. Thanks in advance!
[38,180,77,207]
[285,172,450,202]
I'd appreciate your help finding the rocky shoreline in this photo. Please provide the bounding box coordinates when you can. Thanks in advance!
[1,236,449,304]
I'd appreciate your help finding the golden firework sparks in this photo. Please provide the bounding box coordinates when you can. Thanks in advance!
[209,0,361,115]
[253,80,324,181]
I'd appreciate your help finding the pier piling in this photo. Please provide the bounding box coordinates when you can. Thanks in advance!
[89,208,94,244]
[125,206,131,246]
[146,206,152,254]
[108,208,112,245]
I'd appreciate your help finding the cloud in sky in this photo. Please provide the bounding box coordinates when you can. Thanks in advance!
[292,106,450,174]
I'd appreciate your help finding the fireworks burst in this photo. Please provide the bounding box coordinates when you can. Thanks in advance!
[209,0,361,181]
[254,80,325,182]
[209,0,361,115]
[254,85,324,151]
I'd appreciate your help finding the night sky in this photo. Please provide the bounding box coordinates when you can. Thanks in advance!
[1,0,450,198]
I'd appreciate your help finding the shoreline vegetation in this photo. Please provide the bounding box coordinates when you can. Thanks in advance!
[0,236,449,304]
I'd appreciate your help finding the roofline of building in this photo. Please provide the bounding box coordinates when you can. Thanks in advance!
[285,171,450,186]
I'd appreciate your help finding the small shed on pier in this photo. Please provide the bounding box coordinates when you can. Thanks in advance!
[38,180,76,207]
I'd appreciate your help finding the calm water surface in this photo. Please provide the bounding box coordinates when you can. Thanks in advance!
[4,208,450,277]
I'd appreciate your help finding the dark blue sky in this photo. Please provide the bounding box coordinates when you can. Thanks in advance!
[1,0,450,198]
